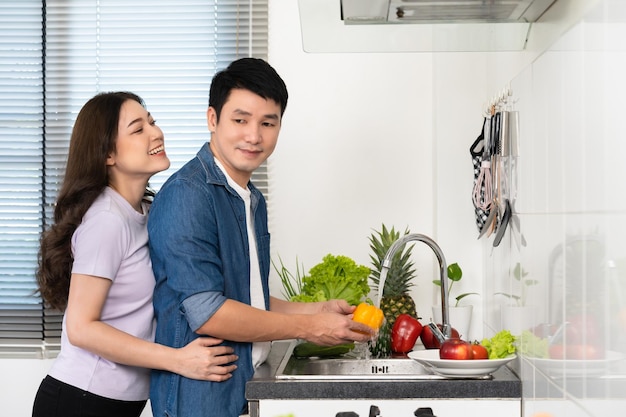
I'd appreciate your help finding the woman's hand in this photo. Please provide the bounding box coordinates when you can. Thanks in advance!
[174,337,238,381]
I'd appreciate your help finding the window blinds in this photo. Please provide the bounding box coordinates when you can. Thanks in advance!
[0,0,45,355]
[0,0,268,356]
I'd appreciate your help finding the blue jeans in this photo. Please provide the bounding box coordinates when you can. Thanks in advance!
[32,376,146,417]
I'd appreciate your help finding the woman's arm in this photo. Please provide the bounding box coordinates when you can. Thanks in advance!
[65,273,238,381]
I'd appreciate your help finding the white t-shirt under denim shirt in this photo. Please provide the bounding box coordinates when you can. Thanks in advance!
[214,159,271,368]
[49,186,154,401]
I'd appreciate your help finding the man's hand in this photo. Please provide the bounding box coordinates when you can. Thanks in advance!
[301,300,376,346]
[317,299,356,315]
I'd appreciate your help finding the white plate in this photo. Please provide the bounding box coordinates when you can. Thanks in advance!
[408,349,516,377]
[530,350,624,376]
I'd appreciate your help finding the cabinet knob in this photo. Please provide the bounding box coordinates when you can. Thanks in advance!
[414,407,436,417]
[369,405,381,417]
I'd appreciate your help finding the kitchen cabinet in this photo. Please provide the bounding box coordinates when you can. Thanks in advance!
[259,399,518,417]
[246,342,521,417]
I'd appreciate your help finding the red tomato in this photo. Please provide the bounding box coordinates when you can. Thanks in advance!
[439,338,474,360]
[391,314,423,353]
[420,324,460,349]
[471,342,488,360]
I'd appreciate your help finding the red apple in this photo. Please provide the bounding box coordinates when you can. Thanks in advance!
[439,338,474,360]
[420,324,460,349]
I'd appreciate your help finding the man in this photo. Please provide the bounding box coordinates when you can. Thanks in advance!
[148,58,374,417]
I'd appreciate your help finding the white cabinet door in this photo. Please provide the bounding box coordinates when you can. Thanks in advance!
[259,398,519,417]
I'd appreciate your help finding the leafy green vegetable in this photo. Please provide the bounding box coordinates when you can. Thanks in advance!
[293,341,355,358]
[517,330,549,358]
[272,255,305,300]
[481,329,517,359]
[291,254,371,305]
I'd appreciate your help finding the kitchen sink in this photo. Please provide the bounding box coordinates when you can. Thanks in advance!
[275,341,444,380]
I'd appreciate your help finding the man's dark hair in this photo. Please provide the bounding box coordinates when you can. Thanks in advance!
[209,57,288,121]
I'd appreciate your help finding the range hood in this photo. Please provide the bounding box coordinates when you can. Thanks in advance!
[342,0,557,24]
[297,0,561,52]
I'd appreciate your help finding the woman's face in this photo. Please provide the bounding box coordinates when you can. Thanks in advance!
[107,99,170,184]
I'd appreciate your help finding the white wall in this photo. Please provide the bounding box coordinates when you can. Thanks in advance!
[266,0,512,336]
[0,358,53,415]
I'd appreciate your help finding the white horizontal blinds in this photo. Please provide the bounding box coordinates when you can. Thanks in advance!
[213,1,270,68]
[214,1,270,195]
[0,1,45,347]
[43,0,269,195]
[44,0,269,197]
[0,0,268,351]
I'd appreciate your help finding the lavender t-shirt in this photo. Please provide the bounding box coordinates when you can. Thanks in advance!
[48,187,155,401]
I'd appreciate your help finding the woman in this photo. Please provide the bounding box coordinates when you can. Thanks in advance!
[33,92,238,417]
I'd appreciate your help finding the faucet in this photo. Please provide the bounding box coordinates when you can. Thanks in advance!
[379,233,452,338]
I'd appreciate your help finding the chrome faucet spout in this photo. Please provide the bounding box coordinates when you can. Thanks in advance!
[379,233,452,338]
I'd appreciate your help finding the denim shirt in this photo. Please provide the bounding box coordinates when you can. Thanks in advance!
[147,143,271,417]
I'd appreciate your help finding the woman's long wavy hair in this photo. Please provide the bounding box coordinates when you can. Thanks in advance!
[36,91,150,311]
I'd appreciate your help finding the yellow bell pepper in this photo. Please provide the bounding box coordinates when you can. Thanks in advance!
[352,302,384,331]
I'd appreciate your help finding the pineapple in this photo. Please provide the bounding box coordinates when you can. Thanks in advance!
[368,225,418,356]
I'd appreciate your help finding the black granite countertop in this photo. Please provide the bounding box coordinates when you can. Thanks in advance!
[246,341,522,401]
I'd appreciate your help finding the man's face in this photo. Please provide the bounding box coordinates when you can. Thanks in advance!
[207,88,282,188]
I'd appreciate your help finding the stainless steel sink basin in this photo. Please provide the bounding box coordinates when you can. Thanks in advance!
[275,341,444,380]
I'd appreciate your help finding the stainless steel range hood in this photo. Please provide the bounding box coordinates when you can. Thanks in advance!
[342,0,557,24]
[297,0,562,52]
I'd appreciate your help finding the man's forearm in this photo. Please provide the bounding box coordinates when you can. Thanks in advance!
[196,298,309,342]
[269,296,320,315]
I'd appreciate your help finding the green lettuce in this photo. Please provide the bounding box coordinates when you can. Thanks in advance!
[291,254,370,306]
[481,329,517,359]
